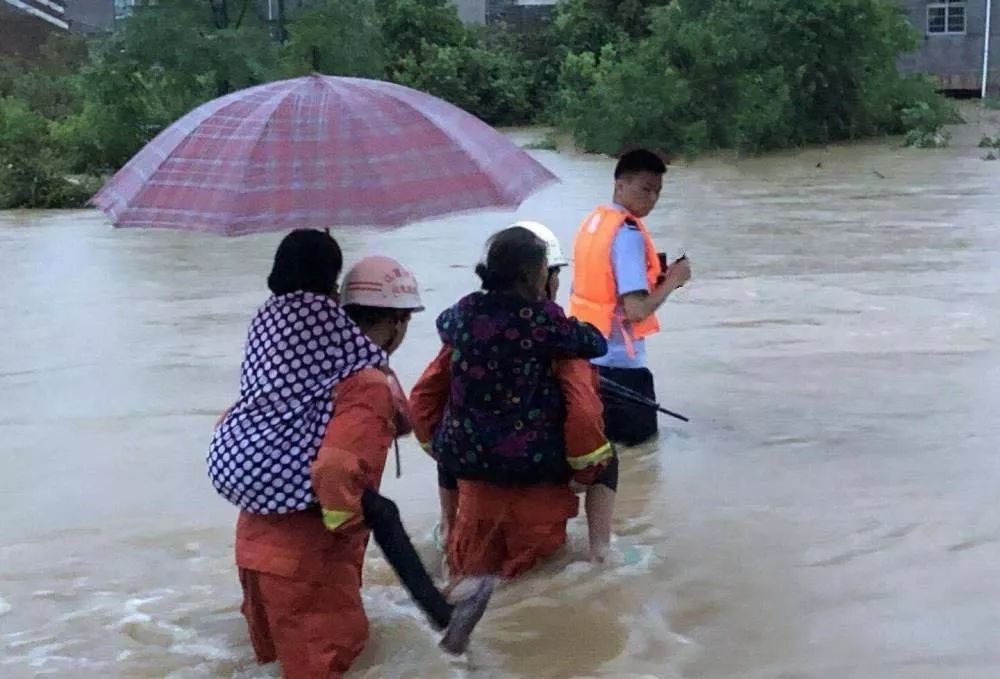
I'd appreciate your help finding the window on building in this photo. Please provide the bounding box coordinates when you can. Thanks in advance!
[927,1,966,35]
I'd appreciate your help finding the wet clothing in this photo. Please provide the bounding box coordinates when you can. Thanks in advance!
[209,291,386,514]
[448,480,579,579]
[411,346,612,486]
[592,214,652,369]
[570,204,662,369]
[431,292,608,486]
[235,368,451,678]
[599,365,659,447]
[239,568,367,679]
[437,463,458,491]
[571,203,666,443]
[411,298,611,580]
[360,488,452,630]
[595,449,620,492]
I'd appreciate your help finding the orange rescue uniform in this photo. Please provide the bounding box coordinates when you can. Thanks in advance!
[234,367,396,679]
[410,346,611,578]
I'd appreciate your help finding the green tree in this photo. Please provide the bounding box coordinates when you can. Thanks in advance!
[54,0,278,173]
[556,0,955,155]
[473,19,563,121]
[0,33,86,120]
[376,0,467,66]
[375,0,539,124]
[282,0,385,77]
[393,41,534,125]
[554,0,671,55]
[0,98,91,208]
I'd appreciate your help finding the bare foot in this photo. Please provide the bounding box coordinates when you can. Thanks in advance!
[590,545,610,564]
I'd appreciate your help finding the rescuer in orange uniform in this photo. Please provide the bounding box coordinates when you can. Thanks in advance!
[411,226,614,577]
[209,232,493,678]
[411,221,618,565]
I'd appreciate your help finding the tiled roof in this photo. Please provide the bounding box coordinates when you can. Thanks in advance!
[2,0,69,29]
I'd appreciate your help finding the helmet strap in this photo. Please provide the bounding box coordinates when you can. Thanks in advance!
[379,314,409,353]
[545,268,559,302]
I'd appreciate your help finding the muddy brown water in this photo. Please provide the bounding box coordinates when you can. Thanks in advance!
[2,114,999,678]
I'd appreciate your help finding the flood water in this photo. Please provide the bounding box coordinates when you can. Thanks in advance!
[2,114,999,678]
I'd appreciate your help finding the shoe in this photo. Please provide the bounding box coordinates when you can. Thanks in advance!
[439,575,497,655]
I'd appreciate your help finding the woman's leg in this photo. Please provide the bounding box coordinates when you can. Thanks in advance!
[585,452,618,563]
[361,488,453,629]
[361,488,495,655]
[437,465,459,548]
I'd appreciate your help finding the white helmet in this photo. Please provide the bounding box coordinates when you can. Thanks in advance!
[341,255,424,311]
[511,221,569,268]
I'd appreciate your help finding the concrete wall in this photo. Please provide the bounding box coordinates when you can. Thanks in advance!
[898,0,1000,94]
[453,0,485,23]
[485,0,555,28]
[452,0,556,26]
[66,0,114,32]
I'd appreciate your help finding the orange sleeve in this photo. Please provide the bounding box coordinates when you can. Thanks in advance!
[555,358,612,485]
[408,344,453,457]
[311,369,396,532]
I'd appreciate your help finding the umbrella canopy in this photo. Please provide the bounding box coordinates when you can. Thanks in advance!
[92,75,557,236]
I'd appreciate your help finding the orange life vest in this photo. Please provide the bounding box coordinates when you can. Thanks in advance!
[569,205,661,345]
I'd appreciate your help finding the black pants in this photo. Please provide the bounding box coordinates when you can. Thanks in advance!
[440,459,617,491]
[437,464,458,491]
[594,448,619,491]
[598,366,658,446]
[361,489,452,629]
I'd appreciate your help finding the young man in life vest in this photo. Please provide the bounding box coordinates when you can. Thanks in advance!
[570,148,692,446]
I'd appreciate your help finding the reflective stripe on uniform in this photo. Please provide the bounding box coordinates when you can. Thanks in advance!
[567,442,613,470]
[321,508,354,531]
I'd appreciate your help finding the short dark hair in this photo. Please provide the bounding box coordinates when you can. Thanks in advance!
[343,304,410,329]
[614,148,667,179]
[474,226,547,293]
[267,229,343,296]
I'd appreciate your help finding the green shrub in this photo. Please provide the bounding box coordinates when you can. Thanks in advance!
[0,98,88,208]
[555,0,957,155]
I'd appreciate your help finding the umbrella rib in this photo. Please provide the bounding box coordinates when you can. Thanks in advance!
[321,78,398,224]
[101,80,300,230]
[224,81,311,235]
[351,80,511,206]
[91,88,246,216]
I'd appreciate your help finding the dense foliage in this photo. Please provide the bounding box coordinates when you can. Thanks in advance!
[0,0,957,208]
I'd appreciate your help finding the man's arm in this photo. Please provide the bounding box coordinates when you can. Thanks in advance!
[311,369,395,532]
[555,358,612,485]
[611,225,691,324]
[408,344,453,457]
[621,258,691,323]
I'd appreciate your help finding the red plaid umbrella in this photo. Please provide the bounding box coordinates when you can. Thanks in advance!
[92,75,557,236]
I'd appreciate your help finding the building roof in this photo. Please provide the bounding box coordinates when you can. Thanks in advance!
[3,0,68,29]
